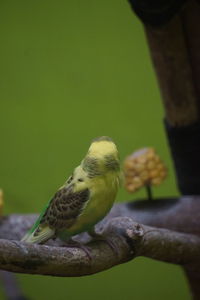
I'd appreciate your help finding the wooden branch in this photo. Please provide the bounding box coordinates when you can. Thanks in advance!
[0,270,28,300]
[128,2,200,299]
[180,0,200,114]
[0,197,200,277]
[145,0,200,126]
[0,216,199,277]
[1,197,200,240]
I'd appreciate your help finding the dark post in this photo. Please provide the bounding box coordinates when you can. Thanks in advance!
[128,0,200,298]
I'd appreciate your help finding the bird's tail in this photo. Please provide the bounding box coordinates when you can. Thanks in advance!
[21,225,55,244]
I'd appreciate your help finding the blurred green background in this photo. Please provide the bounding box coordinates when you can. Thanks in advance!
[0,0,190,299]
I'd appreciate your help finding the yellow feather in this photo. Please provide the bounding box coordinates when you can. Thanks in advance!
[88,140,118,158]
[64,138,121,235]
[22,136,121,243]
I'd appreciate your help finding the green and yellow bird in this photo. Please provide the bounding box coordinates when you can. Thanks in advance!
[21,136,121,246]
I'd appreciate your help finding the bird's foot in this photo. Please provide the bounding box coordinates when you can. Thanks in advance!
[61,239,92,260]
[88,231,119,256]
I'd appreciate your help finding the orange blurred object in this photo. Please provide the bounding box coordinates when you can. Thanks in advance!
[123,148,167,193]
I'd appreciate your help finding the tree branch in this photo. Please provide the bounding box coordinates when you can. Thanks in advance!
[1,196,200,242]
[0,197,200,277]
[0,270,28,300]
[144,0,200,126]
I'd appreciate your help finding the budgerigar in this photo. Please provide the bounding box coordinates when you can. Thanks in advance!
[21,136,121,247]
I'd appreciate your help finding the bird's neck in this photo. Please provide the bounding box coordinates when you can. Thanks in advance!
[82,154,120,178]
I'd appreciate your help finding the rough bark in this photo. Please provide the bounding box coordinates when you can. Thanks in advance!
[1,197,200,242]
[0,197,199,277]
[0,215,200,277]
[145,0,200,126]
[142,2,200,296]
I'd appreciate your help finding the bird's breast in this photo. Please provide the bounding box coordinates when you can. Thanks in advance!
[66,175,118,235]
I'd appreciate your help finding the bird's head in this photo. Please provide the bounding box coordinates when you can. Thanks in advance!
[82,136,120,176]
[88,136,118,157]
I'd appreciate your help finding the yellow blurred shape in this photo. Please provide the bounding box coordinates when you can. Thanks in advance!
[123,147,167,193]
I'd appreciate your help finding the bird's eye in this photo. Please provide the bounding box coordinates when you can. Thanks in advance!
[78,178,84,182]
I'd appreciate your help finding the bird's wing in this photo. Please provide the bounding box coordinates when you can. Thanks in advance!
[21,182,90,244]
[42,185,90,230]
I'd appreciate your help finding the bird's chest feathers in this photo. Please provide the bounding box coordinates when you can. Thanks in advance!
[86,179,117,214]
[88,176,117,212]
[69,174,118,233]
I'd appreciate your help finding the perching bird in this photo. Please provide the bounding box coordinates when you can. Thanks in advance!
[21,136,121,247]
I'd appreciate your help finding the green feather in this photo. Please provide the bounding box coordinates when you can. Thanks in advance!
[22,199,51,237]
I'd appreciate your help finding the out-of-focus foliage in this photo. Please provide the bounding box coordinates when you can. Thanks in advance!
[0,1,189,299]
